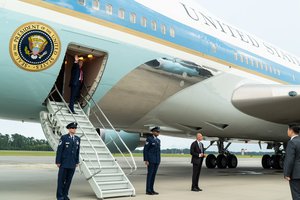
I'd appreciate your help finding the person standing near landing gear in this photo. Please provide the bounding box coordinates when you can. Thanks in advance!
[143,126,161,195]
[190,133,205,192]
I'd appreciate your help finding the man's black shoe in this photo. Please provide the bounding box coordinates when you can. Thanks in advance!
[152,191,159,195]
[69,110,77,115]
[191,188,199,192]
[146,192,153,195]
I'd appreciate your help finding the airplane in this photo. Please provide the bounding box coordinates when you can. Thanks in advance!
[1,0,300,172]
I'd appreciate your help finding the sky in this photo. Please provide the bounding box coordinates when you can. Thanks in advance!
[0,0,299,152]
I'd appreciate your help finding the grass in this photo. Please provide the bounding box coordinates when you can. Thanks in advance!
[0,150,55,156]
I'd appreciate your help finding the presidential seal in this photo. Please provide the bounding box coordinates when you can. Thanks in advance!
[10,22,61,71]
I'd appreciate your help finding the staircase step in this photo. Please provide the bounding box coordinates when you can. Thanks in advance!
[49,101,82,108]
[56,113,87,118]
[81,152,111,159]
[94,173,125,182]
[97,181,129,190]
[101,188,134,198]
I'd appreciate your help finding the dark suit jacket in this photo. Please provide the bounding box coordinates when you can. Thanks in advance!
[69,62,82,87]
[56,134,80,169]
[190,140,204,165]
[143,136,161,164]
[284,136,300,179]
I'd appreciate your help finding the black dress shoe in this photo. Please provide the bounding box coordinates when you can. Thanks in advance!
[69,110,77,115]
[191,188,199,192]
[146,192,153,195]
[196,187,202,191]
[152,191,159,195]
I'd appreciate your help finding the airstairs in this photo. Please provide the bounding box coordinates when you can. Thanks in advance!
[40,86,136,199]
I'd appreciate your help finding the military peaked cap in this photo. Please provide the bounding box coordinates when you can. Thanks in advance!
[66,122,78,129]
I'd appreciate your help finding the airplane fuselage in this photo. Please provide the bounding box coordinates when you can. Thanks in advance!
[0,0,298,142]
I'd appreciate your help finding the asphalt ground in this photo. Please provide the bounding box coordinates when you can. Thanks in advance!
[0,156,291,200]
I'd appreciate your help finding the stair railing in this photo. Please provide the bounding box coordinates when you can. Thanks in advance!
[81,85,137,173]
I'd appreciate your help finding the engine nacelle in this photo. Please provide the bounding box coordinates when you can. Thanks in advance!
[98,129,140,153]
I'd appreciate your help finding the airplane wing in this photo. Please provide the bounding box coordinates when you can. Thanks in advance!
[232,84,300,124]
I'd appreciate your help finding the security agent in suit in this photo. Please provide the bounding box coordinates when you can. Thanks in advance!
[69,55,84,114]
[56,122,81,200]
[190,133,205,192]
[284,124,300,200]
[143,126,161,195]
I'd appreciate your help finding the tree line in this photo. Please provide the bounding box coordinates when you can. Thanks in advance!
[0,133,52,151]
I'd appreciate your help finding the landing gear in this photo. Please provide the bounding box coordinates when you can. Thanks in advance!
[261,142,285,169]
[205,154,217,168]
[205,139,238,169]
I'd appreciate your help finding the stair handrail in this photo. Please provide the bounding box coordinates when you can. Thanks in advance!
[89,108,135,172]
[81,85,137,172]
[48,85,103,176]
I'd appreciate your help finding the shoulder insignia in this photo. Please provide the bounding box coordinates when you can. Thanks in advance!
[58,140,62,146]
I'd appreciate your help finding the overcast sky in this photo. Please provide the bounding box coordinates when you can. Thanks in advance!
[0,0,298,152]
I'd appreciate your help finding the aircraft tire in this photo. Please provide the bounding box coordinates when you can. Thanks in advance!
[271,155,283,169]
[262,154,271,169]
[216,154,227,169]
[205,154,217,168]
[227,154,238,168]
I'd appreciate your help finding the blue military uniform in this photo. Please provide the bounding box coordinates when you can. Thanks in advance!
[143,127,161,194]
[56,122,80,200]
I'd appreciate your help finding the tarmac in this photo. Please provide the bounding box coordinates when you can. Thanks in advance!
[0,156,291,200]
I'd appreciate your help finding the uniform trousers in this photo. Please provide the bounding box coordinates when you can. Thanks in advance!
[290,179,300,200]
[57,167,75,200]
[146,163,159,193]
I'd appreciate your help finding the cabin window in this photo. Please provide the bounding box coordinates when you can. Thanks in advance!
[245,56,249,64]
[118,8,125,19]
[92,0,99,10]
[151,21,157,31]
[170,27,175,37]
[269,65,273,73]
[249,57,254,66]
[141,17,147,27]
[277,69,281,76]
[78,0,85,6]
[264,63,268,71]
[161,24,166,35]
[234,53,238,60]
[130,13,136,23]
[259,62,263,70]
[239,54,244,63]
[106,4,113,15]
[293,74,296,81]
[255,60,259,68]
